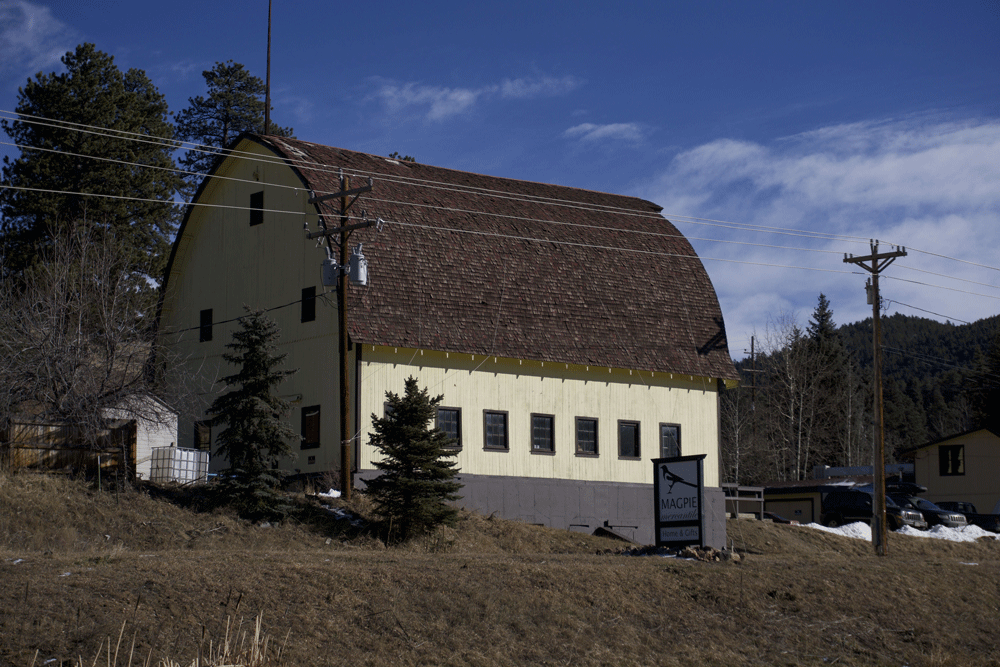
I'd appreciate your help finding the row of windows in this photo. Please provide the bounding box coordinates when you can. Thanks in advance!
[436,407,681,459]
[198,288,317,342]
[196,405,681,462]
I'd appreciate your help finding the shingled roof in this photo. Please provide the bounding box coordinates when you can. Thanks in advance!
[257,134,737,381]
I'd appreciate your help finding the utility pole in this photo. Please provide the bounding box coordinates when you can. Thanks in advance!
[307,172,374,501]
[844,240,906,556]
[264,0,272,135]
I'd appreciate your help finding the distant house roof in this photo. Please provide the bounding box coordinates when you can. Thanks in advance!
[898,427,1000,459]
[183,134,738,380]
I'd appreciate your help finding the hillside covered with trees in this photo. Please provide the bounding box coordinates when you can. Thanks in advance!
[721,296,1000,485]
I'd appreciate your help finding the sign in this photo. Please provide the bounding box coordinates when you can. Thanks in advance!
[653,454,706,548]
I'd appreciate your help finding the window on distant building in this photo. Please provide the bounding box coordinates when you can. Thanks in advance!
[301,405,320,450]
[660,424,680,458]
[576,417,598,456]
[619,420,640,458]
[194,421,211,451]
[250,190,264,226]
[531,414,555,453]
[301,286,316,323]
[437,407,461,449]
[484,410,508,450]
[939,444,964,476]
[199,309,213,342]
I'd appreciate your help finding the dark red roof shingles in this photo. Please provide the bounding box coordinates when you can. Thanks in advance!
[261,135,737,381]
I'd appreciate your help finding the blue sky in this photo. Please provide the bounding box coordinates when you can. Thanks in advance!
[2,0,999,361]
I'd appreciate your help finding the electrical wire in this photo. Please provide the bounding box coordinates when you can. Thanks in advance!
[4,111,1000,299]
[884,300,971,325]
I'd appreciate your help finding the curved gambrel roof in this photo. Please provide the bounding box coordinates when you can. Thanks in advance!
[257,134,736,381]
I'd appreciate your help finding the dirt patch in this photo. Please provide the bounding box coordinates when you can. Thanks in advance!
[1,473,998,666]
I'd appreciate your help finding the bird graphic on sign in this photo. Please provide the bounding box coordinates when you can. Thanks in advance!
[660,465,697,494]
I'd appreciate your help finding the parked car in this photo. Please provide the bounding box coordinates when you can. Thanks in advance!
[821,489,928,531]
[889,495,967,529]
[935,501,1000,533]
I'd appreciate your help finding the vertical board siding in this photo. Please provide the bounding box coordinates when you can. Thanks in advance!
[359,347,720,486]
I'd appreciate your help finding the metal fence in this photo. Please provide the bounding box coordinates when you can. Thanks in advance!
[150,446,209,484]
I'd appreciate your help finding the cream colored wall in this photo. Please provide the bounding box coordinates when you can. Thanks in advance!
[357,346,721,486]
[158,140,341,472]
[160,140,725,484]
[915,430,1000,512]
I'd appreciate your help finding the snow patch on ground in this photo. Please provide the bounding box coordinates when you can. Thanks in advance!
[802,521,1000,542]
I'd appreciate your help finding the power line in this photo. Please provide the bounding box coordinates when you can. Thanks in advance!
[5,112,1000,291]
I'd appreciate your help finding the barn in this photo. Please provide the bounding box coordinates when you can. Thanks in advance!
[157,134,738,545]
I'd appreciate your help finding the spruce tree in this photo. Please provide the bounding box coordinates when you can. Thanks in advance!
[0,43,180,286]
[207,308,296,520]
[174,60,293,195]
[366,377,462,541]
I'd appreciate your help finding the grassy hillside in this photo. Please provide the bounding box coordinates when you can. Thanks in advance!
[1,473,998,667]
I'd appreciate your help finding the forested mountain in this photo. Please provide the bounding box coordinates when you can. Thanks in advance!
[722,299,1000,486]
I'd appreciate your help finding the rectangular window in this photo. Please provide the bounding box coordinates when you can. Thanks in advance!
[250,191,264,226]
[437,407,462,449]
[301,286,316,323]
[619,420,640,458]
[301,405,320,450]
[199,309,213,342]
[484,410,509,450]
[576,417,598,456]
[194,421,211,451]
[531,414,555,452]
[660,423,681,458]
[939,444,965,476]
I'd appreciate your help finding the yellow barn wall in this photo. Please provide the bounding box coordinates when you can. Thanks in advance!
[159,140,725,485]
[357,346,721,487]
[158,141,342,470]
[914,430,1000,512]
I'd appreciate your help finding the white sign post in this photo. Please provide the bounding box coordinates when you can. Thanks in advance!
[653,454,706,548]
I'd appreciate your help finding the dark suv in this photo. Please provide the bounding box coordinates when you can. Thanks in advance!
[821,489,928,531]
[890,495,967,529]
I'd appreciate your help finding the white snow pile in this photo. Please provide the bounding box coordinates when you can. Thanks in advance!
[318,488,341,499]
[804,521,1000,543]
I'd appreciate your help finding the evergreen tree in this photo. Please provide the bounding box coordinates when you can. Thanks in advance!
[0,43,180,285]
[206,308,296,520]
[175,60,293,194]
[970,330,1000,433]
[366,377,462,541]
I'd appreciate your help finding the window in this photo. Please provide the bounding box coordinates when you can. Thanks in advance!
[531,414,554,453]
[194,421,211,451]
[619,420,640,458]
[576,417,598,455]
[301,286,316,323]
[484,411,508,450]
[660,424,681,458]
[939,444,965,476]
[437,407,462,449]
[301,405,320,450]
[250,190,264,226]
[199,309,213,342]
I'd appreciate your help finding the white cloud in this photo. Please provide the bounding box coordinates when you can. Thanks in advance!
[0,0,73,78]
[564,122,645,143]
[642,117,1000,359]
[500,75,581,99]
[371,74,579,122]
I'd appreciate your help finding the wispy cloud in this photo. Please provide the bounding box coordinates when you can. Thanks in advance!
[371,74,580,122]
[564,122,645,143]
[0,0,74,79]
[642,117,1000,358]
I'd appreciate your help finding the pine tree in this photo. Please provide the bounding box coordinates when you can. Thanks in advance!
[366,377,462,541]
[175,60,293,195]
[0,43,180,286]
[207,308,297,520]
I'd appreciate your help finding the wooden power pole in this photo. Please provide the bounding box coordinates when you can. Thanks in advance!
[307,172,374,501]
[844,240,906,556]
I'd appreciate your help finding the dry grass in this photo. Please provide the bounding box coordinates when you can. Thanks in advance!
[1,472,998,667]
